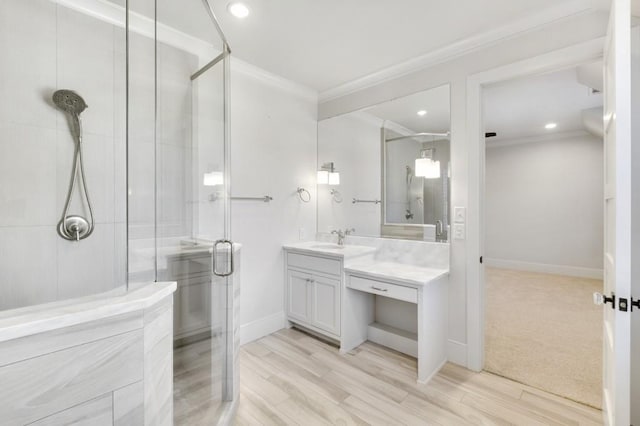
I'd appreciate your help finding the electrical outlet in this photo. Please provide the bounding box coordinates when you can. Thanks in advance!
[453,224,466,240]
[454,207,466,223]
[299,227,306,240]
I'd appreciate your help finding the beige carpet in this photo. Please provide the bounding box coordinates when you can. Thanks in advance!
[484,267,603,409]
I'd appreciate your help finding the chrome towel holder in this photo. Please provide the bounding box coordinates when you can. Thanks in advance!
[296,187,311,203]
[352,198,381,204]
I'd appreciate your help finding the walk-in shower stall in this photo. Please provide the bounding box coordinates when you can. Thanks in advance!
[0,0,235,423]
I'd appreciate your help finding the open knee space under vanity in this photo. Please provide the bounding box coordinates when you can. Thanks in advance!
[283,237,449,383]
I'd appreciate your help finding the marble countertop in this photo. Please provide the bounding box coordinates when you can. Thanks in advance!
[129,240,242,274]
[283,241,376,259]
[0,282,177,343]
[344,259,449,287]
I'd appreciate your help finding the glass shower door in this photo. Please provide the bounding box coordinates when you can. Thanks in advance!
[150,1,233,423]
[167,49,233,423]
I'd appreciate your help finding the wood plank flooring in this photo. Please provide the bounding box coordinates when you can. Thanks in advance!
[235,328,603,426]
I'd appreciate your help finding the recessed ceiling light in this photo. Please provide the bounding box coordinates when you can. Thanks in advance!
[545,122,557,130]
[417,110,427,116]
[228,2,249,18]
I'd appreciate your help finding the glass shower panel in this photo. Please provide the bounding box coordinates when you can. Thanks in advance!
[127,0,161,285]
[0,0,127,312]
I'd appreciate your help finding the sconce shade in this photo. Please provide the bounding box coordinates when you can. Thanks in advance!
[317,170,329,184]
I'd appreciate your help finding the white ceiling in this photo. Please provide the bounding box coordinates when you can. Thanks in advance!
[483,66,603,142]
[208,0,583,92]
[116,0,592,93]
[364,85,450,134]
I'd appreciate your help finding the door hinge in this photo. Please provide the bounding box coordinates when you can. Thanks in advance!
[619,297,628,312]
[618,297,640,312]
[594,292,615,309]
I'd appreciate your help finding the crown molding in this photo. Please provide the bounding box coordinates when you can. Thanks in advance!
[53,0,317,103]
[55,0,216,58]
[485,129,592,149]
[349,111,384,127]
[318,0,595,103]
[230,58,318,103]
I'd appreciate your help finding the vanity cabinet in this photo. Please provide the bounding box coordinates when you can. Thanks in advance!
[163,252,212,342]
[285,251,341,339]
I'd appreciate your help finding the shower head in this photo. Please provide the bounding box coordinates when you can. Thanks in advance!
[53,90,87,115]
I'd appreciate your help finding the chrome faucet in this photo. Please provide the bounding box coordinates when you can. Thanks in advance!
[331,228,355,245]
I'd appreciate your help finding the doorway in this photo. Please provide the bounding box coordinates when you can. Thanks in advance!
[480,65,603,407]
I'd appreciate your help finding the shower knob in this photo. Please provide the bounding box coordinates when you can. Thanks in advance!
[58,215,91,241]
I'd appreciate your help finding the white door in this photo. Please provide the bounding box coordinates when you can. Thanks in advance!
[600,0,633,424]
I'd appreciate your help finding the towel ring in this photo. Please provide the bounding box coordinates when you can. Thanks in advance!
[330,189,343,203]
[296,187,311,203]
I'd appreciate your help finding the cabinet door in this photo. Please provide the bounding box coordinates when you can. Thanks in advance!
[311,275,341,336]
[287,269,311,323]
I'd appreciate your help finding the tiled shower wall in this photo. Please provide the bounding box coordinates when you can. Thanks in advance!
[0,0,127,310]
[0,0,198,309]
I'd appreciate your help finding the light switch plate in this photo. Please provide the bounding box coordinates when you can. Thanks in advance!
[454,207,466,223]
[453,224,466,240]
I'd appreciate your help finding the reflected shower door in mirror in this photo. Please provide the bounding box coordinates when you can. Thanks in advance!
[317,84,451,242]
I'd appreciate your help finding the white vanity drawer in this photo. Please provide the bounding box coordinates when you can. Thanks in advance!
[287,252,341,276]
[347,275,418,304]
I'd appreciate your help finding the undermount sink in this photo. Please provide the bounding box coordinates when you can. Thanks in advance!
[310,243,345,250]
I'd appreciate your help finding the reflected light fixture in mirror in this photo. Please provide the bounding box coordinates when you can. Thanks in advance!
[318,162,340,185]
[203,171,224,186]
[415,149,440,179]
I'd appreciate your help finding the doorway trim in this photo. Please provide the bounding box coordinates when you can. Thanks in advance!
[465,38,604,371]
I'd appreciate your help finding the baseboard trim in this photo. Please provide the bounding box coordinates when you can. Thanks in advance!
[417,358,448,385]
[485,258,603,279]
[447,339,467,367]
[240,311,286,346]
[367,322,418,358]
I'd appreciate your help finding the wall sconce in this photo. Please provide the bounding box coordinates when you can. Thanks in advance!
[203,171,224,186]
[415,149,440,179]
[317,162,340,185]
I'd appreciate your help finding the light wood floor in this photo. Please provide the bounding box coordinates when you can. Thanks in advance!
[235,328,603,426]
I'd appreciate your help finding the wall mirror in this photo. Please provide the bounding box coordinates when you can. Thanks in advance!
[317,84,451,242]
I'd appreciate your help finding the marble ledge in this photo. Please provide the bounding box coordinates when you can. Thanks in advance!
[0,282,177,343]
[344,259,449,288]
[283,241,376,259]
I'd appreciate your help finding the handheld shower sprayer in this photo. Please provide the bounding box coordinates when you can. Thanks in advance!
[53,90,94,241]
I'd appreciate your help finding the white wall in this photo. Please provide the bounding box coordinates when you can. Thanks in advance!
[230,68,318,344]
[317,10,608,363]
[317,112,382,236]
[485,133,603,278]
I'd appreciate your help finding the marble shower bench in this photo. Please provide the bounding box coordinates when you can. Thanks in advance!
[0,282,176,426]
